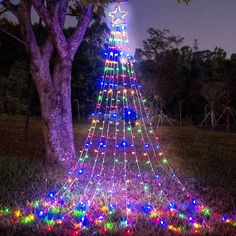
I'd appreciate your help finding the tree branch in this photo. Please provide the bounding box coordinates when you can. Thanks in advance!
[31,0,52,29]
[50,1,68,61]
[68,4,93,59]
[41,35,54,61]
[33,0,68,62]
[1,0,18,16]
[58,0,68,28]
[0,27,26,45]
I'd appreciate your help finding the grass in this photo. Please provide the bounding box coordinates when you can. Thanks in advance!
[157,126,236,213]
[0,115,236,235]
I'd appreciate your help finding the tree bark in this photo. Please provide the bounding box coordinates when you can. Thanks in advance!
[31,60,75,168]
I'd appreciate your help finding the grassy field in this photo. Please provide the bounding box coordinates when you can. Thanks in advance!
[0,115,236,234]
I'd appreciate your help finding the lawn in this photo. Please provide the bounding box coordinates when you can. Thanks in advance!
[0,115,236,235]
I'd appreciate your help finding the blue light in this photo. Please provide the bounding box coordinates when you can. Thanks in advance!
[192,199,197,205]
[108,204,116,211]
[121,140,128,147]
[222,216,227,222]
[49,192,55,199]
[160,220,167,227]
[169,202,176,210]
[141,204,153,214]
[145,144,150,149]
[99,141,106,148]
[78,168,84,175]
[120,219,128,227]
[82,216,88,227]
[77,202,86,211]
[36,209,44,218]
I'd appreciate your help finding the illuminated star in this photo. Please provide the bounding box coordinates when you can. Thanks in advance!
[109,4,128,25]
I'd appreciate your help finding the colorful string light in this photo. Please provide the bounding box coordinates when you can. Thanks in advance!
[0,3,235,235]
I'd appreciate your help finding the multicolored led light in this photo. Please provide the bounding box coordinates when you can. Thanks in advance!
[0,3,235,235]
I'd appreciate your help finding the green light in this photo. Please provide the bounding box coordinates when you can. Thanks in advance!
[162,158,168,164]
[150,211,157,218]
[144,185,149,191]
[73,210,85,217]
[51,207,60,214]
[203,208,211,216]
[105,222,114,230]
[44,217,55,226]
[32,200,39,208]
[21,215,35,224]
[0,208,9,216]
[179,214,185,219]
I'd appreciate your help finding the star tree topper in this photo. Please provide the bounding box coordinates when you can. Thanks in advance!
[109,4,128,25]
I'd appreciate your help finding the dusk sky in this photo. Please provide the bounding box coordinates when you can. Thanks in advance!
[5,0,236,56]
[104,0,236,55]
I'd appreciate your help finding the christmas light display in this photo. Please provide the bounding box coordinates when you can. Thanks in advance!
[0,3,235,235]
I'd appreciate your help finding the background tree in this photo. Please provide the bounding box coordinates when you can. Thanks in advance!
[137,28,184,117]
[71,17,109,120]
[136,28,236,126]
[0,0,111,168]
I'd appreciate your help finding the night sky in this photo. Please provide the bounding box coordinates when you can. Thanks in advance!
[103,0,236,55]
[5,0,236,56]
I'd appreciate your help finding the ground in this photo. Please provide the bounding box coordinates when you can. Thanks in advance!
[0,115,236,235]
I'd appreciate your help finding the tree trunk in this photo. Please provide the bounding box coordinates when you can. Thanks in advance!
[226,108,230,133]
[210,106,215,126]
[31,60,75,168]
[42,100,75,168]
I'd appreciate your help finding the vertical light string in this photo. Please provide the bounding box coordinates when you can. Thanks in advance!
[122,62,169,226]
[89,45,119,208]
[109,52,120,206]
[66,40,117,214]
[121,60,129,221]
[128,63,202,228]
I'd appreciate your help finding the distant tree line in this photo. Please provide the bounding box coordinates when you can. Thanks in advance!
[1,22,236,127]
[135,28,236,126]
